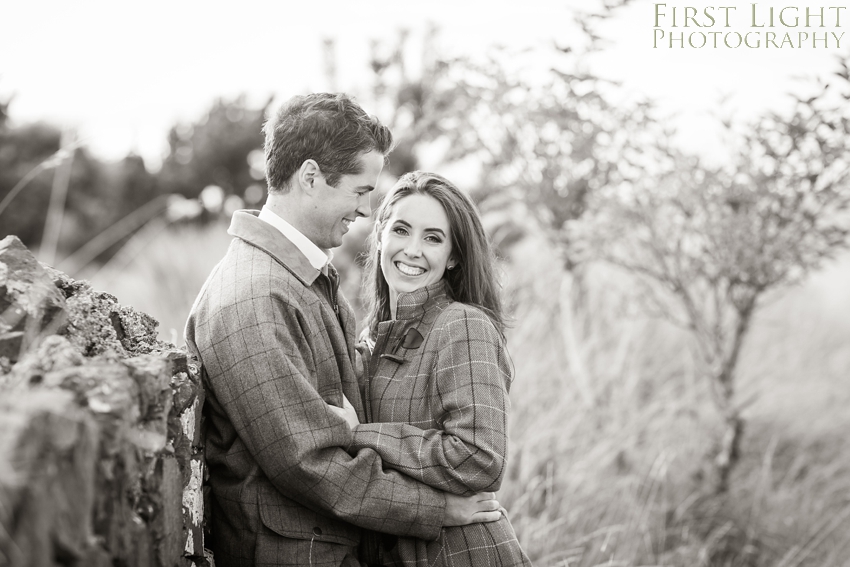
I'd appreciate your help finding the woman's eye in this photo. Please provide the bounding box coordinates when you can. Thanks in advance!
[426,235,443,244]
[392,227,408,236]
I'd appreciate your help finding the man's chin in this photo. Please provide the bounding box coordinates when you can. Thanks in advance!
[332,231,350,248]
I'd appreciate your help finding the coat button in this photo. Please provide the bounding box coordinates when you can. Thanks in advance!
[312,527,323,536]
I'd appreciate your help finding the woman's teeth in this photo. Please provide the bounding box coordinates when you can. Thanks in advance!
[396,262,425,276]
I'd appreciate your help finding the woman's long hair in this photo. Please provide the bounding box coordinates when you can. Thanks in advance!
[362,171,505,337]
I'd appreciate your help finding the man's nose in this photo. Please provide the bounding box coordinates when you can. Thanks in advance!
[355,193,371,218]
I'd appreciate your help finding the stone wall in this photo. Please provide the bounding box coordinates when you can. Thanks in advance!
[0,235,208,567]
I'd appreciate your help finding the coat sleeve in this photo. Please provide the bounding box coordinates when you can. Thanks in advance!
[199,280,446,540]
[348,306,512,496]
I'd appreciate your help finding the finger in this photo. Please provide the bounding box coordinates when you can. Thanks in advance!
[478,499,500,512]
[473,510,502,523]
[476,491,496,502]
[342,394,355,409]
[499,506,508,517]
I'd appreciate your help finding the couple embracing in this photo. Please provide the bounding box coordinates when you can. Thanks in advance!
[185,92,532,567]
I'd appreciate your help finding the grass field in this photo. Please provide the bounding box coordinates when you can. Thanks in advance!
[83,220,850,566]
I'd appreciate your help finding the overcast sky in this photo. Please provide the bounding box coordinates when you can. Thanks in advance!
[2,0,846,168]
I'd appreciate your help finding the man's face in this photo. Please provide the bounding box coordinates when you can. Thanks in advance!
[305,151,383,249]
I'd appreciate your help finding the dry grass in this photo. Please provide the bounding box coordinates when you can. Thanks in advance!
[84,222,850,566]
[500,235,850,566]
[81,219,233,345]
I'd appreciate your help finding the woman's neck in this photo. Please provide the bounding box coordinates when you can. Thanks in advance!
[389,288,399,320]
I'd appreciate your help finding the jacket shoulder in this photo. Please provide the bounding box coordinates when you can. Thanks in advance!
[430,302,503,348]
[436,301,497,329]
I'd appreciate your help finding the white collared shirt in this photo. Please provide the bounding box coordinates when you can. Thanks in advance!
[258,206,331,272]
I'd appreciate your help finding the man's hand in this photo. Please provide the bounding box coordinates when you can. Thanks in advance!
[443,492,502,526]
[327,394,360,428]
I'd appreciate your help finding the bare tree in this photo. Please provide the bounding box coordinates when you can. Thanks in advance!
[574,57,850,492]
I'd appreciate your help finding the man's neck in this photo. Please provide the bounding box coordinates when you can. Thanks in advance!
[261,194,331,271]
[265,193,307,234]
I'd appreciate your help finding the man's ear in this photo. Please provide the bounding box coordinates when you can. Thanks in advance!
[297,159,322,193]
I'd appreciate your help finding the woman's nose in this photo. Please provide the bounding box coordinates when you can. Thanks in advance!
[404,241,422,258]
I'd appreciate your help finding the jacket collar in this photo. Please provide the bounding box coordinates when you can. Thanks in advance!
[394,280,452,322]
[375,281,452,364]
[228,209,320,285]
[258,206,331,272]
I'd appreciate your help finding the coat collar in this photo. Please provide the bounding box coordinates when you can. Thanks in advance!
[375,281,452,365]
[394,280,452,322]
[228,209,320,285]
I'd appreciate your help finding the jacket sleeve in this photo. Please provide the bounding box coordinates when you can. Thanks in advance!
[200,280,446,540]
[348,306,512,496]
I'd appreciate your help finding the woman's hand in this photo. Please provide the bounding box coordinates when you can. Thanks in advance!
[328,394,360,428]
[443,492,503,526]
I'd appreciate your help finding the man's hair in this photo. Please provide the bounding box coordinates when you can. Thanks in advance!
[263,93,393,193]
[362,171,506,336]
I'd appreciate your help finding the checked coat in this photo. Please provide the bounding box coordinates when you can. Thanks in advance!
[184,210,446,567]
[350,281,533,566]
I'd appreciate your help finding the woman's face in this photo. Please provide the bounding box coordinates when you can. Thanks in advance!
[379,193,455,301]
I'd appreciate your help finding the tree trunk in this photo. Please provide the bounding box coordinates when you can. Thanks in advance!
[707,299,756,494]
[559,273,595,407]
[713,410,744,493]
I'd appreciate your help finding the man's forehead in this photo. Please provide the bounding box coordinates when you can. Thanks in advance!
[358,150,385,167]
[353,151,385,177]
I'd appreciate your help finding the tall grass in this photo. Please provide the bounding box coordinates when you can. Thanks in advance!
[500,235,850,566]
[85,222,850,566]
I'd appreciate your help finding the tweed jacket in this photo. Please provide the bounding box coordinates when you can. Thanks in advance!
[184,210,445,567]
[350,281,532,566]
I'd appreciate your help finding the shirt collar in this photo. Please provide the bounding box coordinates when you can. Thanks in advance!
[258,205,331,272]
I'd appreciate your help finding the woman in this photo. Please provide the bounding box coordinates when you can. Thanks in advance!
[331,171,532,566]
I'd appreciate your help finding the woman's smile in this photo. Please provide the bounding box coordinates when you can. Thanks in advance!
[395,261,426,277]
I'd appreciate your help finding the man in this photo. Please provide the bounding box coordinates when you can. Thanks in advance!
[185,93,501,567]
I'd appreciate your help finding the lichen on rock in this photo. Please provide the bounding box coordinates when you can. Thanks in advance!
[0,236,207,567]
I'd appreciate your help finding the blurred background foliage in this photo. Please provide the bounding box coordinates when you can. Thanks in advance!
[2,11,850,565]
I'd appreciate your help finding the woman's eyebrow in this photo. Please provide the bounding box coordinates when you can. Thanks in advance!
[392,219,446,236]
